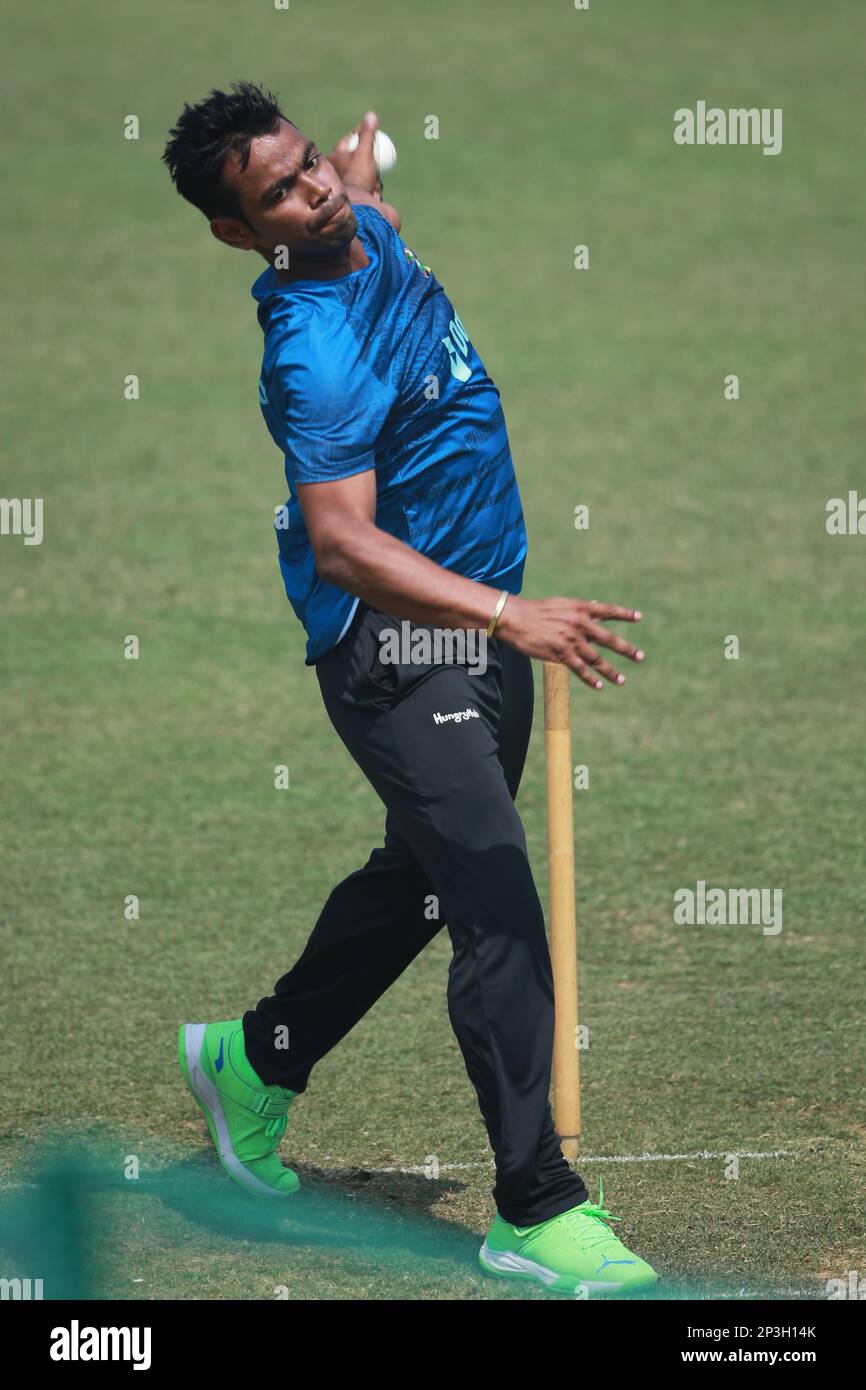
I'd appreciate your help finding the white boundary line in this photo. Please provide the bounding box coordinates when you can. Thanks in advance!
[0,1148,804,1191]
[324,1148,801,1177]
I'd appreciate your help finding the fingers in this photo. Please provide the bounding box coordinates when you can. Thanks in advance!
[585,602,642,623]
[589,653,626,685]
[566,652,606,691]
[336,112,378,154]
[575,639,625,687]
[545,600,646,690]
[358,110,378,152]
[575,603,644,687]
[582,619,645,663]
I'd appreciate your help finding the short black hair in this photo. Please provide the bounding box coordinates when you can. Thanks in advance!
[163,80,290,221]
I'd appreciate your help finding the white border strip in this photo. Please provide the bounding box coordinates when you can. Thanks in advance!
[0,1147,802,1191]
[323,1148,800,1177]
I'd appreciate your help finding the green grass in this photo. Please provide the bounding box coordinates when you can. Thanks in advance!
[1,0,864,1299]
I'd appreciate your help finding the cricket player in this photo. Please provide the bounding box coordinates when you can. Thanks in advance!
[163,81,657,1297]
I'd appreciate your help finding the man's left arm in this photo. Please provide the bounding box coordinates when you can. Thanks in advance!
[328,113,401,233]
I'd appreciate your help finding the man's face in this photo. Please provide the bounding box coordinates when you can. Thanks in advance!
[214,117,358,262]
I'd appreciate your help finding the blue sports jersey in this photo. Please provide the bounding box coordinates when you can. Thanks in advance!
[252,202,527,663]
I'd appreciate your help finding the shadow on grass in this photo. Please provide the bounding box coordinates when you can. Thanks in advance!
[0,1131,808,1300]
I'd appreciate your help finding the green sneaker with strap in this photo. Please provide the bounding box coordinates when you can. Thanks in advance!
[178,1019,299,1197]
[479,1178,658,1297]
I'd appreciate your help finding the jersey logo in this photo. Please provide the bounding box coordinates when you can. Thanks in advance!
[402,243,432,277]
[441,311,473,382]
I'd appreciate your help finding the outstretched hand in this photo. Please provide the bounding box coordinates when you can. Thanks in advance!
[497,596,645,691]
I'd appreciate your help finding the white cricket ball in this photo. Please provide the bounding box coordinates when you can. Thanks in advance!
[346,128,397,177]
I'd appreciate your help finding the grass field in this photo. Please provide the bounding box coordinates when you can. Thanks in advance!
[1,0,864,1300]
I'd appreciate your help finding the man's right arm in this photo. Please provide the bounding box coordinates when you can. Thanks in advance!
[298,471,645,690]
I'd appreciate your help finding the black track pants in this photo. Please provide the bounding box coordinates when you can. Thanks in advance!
[243,601,586,1225]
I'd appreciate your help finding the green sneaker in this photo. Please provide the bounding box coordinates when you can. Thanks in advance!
[479,1179,658,1297]
[178,1020,299,1197]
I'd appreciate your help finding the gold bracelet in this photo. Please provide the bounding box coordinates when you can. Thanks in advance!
[486,589,510,638]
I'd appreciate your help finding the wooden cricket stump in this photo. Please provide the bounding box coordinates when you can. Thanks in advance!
[543,661,581,1158]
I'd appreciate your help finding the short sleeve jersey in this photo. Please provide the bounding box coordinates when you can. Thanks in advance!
[252,203,527,662]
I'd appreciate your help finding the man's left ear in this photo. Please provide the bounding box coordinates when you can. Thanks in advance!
[210,217,256,252]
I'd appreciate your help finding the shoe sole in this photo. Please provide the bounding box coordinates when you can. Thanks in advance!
[178,1022,299,1199]
[479,1242,654,1298]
